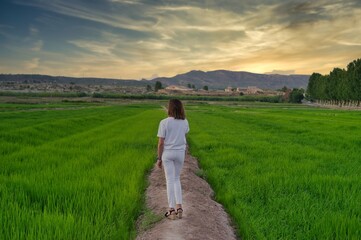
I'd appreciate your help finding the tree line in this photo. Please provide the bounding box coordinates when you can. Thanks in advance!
[147,81,209,92]
[306,58,361,106]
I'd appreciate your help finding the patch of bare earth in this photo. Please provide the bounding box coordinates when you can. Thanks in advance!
[136,150,237,240]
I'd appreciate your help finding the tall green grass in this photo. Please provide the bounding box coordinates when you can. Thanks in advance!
[187,103,361,239]
[0,102,100,111]
[3,100,361,239]
[0,103,163,239]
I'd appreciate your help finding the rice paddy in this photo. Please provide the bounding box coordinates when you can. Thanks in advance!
[1,100,361,239]
[0,102,163,239]
[186,103,361,239]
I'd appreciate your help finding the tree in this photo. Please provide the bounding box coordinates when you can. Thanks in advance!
[289,88,304,103]
[306,73,322,101]
[347,59,361,100]
[203,85,208,91]
[306,58,361,103]
[329,68,347,101]
[155,81,163,92]
[281,86,288,92]
[191,84,195,89]
[146,84,152,91]
[187,83,192,88]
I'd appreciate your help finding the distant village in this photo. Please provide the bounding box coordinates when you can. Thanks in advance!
[0,80,284,97]
[158,85,283,96]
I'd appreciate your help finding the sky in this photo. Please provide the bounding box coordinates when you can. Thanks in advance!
[0,0,361,80]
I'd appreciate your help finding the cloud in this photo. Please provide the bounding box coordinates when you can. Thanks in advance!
[108,0,143,5]
[265,69,296,75]
[31,40,43,51]
[271,1,330,27]
[14,0,156,32]
[5,0,361,78]
[337,41,361,47]
[24,58,40,70]
[30,26,39,35]
[68,39,116,55]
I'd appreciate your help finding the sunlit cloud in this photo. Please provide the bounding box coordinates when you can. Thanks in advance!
[68,39,116,55]
[337,41,361,47]
[1,0,361,78]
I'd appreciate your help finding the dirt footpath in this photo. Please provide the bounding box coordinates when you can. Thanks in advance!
[136,151,237,240]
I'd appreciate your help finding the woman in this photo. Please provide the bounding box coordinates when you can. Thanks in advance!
[157,99,189,220]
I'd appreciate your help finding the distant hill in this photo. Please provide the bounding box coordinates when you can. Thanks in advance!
[151,70,309,90]
[0,71,309,90]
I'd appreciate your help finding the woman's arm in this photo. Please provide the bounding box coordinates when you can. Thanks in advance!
[157,137,165,168]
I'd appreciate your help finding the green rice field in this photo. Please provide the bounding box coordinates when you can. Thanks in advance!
[187,103,361,239]
[0,102,164,239]
[1,100,361,239]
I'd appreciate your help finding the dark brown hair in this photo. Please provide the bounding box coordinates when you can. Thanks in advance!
[168,99,185,120]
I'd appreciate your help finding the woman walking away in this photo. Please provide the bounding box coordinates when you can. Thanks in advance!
[157,99,189,220]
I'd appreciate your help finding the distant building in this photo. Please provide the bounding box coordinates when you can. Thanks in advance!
[225,86,233,92]
[246,86,263,94]
[225,86,264,94]
[157,85,193,94]
[236,87,247,93]
[165,85,193,91]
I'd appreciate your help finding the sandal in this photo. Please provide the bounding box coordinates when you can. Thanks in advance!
[176,208,183,219]
[165,209,176,220]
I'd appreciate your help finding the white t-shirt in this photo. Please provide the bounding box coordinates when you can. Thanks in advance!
[157,117,190,150]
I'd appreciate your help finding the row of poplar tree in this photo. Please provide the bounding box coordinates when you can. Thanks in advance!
[306,58,361,105]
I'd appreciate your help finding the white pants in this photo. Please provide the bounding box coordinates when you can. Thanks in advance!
[162,150,185,209]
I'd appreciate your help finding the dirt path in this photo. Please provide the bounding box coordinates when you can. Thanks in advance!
[136,150,237,240]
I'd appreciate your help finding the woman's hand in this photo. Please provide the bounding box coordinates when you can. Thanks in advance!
[156,159,162,169]
[157,137,164,169]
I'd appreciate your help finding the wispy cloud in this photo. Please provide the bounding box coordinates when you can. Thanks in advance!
[337,41,361,47]
[24,58,40,70]
[14,0,155,32]
[108,0,143,5]
[31,40,43,51]
[29,26,39,36]
[68,39,116,55]
[3,0,361,78]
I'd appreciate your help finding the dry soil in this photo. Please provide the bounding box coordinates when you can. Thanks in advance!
[136,150,237,240]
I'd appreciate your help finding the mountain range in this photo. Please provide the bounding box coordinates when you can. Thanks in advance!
[0,70,310,90]
[151,70,309,89]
